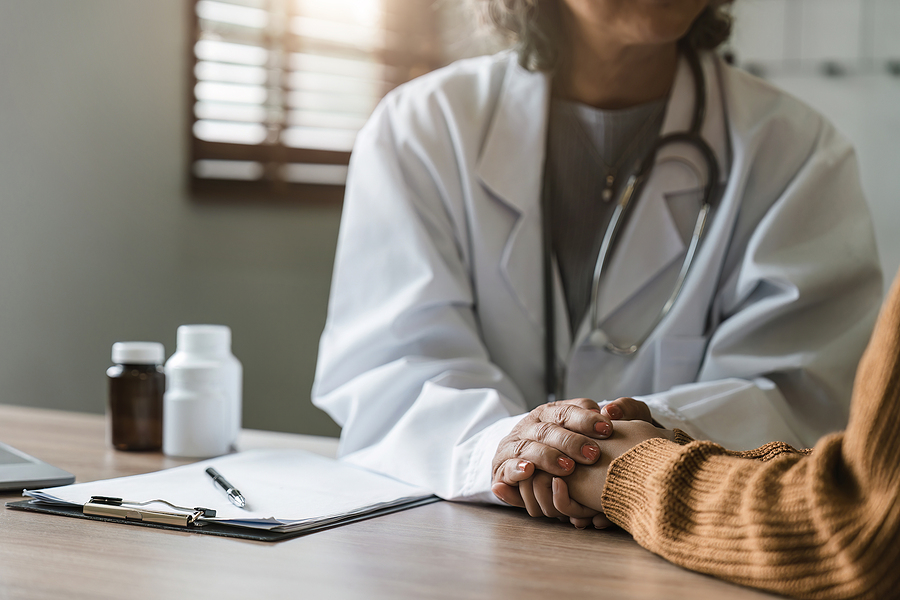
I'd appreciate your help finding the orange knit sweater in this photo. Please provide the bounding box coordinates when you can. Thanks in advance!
[601,270,900,600]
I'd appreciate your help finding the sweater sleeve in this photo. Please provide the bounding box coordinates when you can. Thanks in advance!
[601,267,900,600]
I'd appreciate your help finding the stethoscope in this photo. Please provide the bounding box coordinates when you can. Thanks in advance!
[541,46,721,402]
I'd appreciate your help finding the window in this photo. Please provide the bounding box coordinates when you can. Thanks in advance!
[189,0,442,201]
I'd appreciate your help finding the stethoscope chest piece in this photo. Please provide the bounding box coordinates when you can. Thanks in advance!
[587,329,609,348]
[587,328,639,356]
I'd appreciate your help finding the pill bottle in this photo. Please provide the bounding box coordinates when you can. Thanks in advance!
[107,342,165,451]
[164,325,242,454]
[163,363,230,457]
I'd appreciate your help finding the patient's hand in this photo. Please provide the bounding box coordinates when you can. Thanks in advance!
[554,420,674,521]
[517,471,613,529]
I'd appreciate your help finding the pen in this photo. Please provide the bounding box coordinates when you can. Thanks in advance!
[206,467,246,509]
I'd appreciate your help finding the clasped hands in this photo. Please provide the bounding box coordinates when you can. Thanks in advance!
[491,397,672,529]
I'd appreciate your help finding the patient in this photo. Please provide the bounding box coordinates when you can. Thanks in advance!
[498,266,900,600]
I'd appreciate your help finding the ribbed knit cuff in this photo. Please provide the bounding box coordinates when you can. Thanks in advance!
[600,437,724,535]
[601,438,683,532]
[672,428,694,445]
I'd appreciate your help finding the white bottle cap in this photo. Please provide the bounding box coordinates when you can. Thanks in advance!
[176,325,232,354]
[112,342,165,365]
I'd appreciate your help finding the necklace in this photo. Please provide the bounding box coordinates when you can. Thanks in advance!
[568,101,666,202]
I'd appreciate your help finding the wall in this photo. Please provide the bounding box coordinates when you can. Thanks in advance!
[0,0,342,436]
[730,0,900,289]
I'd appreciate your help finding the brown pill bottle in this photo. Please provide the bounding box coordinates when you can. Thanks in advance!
[107,342,165,451]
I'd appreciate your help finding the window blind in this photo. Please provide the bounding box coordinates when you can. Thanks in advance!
[189,0,441,200]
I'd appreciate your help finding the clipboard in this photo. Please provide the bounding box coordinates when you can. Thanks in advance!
[5,449,440,542]
[5,496,440,542]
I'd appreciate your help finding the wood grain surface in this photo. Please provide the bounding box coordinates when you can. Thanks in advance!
[0,404,784,600]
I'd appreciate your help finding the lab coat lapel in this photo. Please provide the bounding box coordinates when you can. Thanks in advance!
[476,57,570,362]
[590,54,730,327]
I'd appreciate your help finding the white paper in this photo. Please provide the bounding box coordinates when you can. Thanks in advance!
[24,449,435,532]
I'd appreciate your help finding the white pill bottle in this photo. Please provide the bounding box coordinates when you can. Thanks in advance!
[163,325,242,457]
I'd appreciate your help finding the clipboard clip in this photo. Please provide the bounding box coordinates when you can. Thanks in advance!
[85,496,216,527]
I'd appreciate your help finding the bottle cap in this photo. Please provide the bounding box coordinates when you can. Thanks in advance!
[176,325,232,354]
[112,342,165,365]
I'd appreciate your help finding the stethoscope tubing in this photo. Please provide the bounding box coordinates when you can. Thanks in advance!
[542,46,720,401]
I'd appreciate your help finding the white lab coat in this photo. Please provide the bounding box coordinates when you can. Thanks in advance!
[312,51,882,503]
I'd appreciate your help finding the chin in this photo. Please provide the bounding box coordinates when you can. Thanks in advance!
[624,21,699,48]
[626,0,708,45]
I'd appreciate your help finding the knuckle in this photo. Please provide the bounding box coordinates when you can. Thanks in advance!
[575,398,598,410]
[534,421,555,442]
[558,429,579,449]
[617,396,652,421]
[513,439,530,458]
[496,437,515,460]
[554,403,575,425]
[492,454,512,479]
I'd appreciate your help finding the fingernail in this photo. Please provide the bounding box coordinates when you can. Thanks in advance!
[582,444,599,461]
[517,460,530,472]
[575,524,587,530]
[594,422,611,437]
[557,456,574,471]
[604,404,623,420]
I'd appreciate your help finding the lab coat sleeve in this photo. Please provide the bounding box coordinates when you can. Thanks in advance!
[311,88,527,503]
[637,116,882,450]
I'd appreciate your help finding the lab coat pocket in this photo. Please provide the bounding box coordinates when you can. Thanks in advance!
[653,335,707,393]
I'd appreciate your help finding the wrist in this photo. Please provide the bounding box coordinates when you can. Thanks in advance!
[599,437,681,528]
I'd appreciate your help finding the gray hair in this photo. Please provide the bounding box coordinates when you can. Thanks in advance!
[474,0,735,72]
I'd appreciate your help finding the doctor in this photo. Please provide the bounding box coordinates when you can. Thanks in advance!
[312,0,882,506]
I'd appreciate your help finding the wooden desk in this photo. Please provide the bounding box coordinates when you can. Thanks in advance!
[0,404,782,600]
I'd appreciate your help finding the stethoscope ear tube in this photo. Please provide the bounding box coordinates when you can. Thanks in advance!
[541,147,559,403]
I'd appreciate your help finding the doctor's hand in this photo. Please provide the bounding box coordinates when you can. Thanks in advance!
[513,415,671,525]
[599,397,655,425]
[491,398,613,508]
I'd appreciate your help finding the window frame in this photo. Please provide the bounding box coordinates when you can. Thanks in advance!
[186,0,442,203]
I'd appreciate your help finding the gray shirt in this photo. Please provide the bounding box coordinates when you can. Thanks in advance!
[546,96,667,333]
